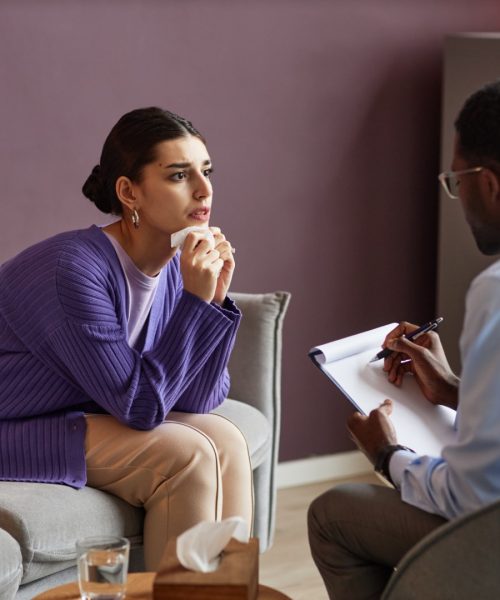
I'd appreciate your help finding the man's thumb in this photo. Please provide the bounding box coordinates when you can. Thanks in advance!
[379,398,393,415]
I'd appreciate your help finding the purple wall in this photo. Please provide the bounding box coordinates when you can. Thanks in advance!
[1,2,500,461]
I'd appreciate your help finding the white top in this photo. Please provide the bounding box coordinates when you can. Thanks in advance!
[390,258,500,519]
[103,232,159,348]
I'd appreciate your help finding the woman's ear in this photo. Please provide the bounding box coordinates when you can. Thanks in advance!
[115,176,137,212]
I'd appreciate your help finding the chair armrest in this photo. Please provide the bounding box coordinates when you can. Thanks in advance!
[382,497,500,599]
[228,291,291,425]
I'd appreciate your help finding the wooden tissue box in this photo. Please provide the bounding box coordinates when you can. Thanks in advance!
[153,537,259,600]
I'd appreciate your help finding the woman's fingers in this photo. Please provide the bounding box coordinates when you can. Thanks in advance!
[210,228,236,255]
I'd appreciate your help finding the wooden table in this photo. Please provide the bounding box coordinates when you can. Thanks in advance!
[33,572,291,599]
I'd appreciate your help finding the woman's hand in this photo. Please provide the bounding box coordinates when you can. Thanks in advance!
[180,231,224,303]
[383,321,460,410]
[210,227,235,305]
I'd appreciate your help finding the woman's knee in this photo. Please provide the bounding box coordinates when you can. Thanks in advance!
[170,413,250,460]
[207,415,250,458]
[117,421,221,483]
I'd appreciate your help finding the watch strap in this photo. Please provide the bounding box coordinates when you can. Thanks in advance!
[374,444,415,485]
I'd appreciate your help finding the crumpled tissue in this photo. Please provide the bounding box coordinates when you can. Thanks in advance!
[176,517,249,573]
[170,226,215,249]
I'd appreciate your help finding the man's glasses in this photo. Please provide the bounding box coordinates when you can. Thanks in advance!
[438,167,483,199]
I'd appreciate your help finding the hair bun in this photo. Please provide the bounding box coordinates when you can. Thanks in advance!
[82,164,112,212]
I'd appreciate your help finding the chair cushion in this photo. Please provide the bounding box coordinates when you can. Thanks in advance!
[0,482,143,584]
[212,399,271,468]
[0,528,22,599]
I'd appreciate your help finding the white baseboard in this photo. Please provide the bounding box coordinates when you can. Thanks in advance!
[276,450,372,489]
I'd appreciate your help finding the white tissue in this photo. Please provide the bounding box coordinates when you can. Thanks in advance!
[176,517,249,573]
[170,226,215,249]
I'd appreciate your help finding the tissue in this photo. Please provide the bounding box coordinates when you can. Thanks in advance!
[171,226,215,249]
[176,517,249,573]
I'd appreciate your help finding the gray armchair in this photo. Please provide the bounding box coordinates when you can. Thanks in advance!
[382,497,500,600]
[0,290,290,599]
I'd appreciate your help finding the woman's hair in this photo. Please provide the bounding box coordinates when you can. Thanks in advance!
[82,107,205,214]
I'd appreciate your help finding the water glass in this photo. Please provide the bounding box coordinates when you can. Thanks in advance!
[76,535,130,600]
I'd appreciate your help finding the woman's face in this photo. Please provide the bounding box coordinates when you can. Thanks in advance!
[132,134,213,235]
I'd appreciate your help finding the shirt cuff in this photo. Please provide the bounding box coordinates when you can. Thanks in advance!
[389,450,417,489]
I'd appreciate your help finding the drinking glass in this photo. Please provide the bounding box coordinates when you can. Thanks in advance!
[76,535,130,600]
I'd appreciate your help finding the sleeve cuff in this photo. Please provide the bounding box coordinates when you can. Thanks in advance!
[389,450,418,489]
[211,295,241,321]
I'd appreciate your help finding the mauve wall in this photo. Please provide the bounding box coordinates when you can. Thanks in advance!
[1,2,500,461]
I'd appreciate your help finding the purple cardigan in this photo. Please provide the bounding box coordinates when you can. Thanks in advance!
[0,226,240,488]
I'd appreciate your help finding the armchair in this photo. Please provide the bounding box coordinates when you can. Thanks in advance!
[382,497,500,599]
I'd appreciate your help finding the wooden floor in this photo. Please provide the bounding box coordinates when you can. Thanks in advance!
[259,473,380,600]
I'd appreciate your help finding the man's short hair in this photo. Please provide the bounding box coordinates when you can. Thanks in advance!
[455,80,500,166]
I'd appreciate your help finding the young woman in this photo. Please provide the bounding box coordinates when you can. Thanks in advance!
[0,107,253,570]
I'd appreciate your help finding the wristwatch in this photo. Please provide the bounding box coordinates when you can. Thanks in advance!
[374,444,415,485]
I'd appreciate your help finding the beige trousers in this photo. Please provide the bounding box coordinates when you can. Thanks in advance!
[85,412,254,571]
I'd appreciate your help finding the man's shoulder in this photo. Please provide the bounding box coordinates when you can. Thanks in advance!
[469,259,500,295]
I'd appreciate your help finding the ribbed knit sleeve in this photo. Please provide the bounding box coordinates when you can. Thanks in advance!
[173,297,240,412]
[44,249,240,430]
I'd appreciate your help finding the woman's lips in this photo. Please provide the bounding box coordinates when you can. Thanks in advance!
[189,207,211,222]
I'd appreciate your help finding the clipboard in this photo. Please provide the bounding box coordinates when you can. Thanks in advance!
[309,323,456,456]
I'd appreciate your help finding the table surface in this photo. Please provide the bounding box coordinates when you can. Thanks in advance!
[33,572,292,599]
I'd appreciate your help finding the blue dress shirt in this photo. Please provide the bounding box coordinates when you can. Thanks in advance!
[389,259,500,519]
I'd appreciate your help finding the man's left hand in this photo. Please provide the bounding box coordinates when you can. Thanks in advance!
[347,399,398,464]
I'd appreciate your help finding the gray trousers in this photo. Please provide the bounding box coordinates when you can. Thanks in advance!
[307,483,447,599]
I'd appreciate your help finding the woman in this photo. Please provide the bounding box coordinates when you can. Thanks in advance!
[0,107,253,570]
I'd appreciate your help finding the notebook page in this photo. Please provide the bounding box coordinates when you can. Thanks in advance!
[320,347,456,456]
[311,323,397,364]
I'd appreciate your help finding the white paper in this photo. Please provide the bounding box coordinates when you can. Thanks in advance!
[312,323,397,364]
[176,517,249,573]
[170,226,215,249]
[310,324,456,456]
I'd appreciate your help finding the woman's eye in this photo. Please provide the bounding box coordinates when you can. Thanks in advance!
[171,172,187,181]
[204,168,213,178]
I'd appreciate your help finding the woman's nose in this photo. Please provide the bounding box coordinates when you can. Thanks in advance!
[194,174,212,200]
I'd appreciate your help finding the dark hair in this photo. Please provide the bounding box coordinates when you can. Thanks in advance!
[82,107,205,214]
[455,80,500,166]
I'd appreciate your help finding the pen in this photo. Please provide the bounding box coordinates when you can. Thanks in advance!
[369,317,444,363]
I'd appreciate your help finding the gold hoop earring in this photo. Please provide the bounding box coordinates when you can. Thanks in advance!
[131,209,140,229]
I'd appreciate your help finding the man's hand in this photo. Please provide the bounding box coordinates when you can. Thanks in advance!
[382,322,460,410]
[347,399,397,465]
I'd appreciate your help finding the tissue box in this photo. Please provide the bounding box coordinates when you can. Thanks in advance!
[153,537,259,600]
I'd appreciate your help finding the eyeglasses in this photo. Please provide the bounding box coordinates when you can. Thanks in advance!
[438,167,483,199]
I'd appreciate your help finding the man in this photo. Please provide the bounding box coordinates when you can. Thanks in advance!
[308,80,500,599]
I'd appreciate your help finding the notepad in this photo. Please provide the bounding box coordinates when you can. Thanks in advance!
[309,323,456,456]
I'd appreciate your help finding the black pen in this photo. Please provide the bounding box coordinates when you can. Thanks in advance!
[369,317,444,363]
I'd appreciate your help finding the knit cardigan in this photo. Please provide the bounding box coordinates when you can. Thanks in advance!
[0,226,240,488]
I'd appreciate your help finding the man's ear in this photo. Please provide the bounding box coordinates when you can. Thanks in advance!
[115,176,137,212]
[483,168,500,205]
